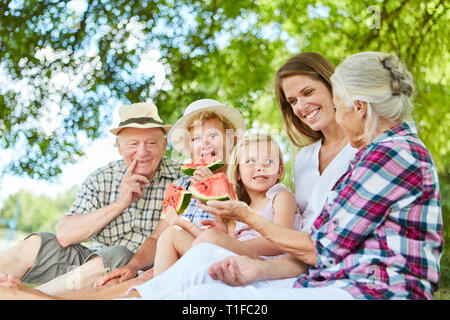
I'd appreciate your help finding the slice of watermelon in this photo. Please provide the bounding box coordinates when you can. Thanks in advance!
[188,172,237,203]
[181,155,224,176]
[228,182,237,200]
[162,184,192,215]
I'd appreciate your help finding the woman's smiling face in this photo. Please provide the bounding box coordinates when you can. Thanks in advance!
[281,75,336,133]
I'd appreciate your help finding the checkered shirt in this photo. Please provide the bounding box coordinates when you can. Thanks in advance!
[175,175,216,226]
[66,157,183,252]
[294,122,443,300]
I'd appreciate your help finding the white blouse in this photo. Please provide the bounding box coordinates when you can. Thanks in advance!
[293,140,358,233]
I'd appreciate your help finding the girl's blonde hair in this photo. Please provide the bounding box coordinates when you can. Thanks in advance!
[226,133,284,205]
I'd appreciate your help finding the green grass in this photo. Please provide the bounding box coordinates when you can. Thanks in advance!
[434,247,450,300]
[434,288,450,300]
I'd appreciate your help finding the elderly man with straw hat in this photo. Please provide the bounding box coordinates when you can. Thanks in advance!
[0,102,182,296]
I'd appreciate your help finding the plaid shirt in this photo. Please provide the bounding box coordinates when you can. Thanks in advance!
[66,157,182,252]
[294,122,443,300]
[176,175,216,226]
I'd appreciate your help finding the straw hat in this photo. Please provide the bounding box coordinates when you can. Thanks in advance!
[168,99,245,156]
[110,102,172,135]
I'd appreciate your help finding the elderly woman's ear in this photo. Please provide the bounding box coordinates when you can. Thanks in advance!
[353,100,368,118]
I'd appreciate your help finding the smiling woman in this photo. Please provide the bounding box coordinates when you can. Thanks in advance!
[281,75,336,134]
[274,52,335,145]
[274,52,357,233]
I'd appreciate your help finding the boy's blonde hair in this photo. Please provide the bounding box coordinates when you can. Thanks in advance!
[226,133,284,205]
[186,111,239,163]
[186,111,236,132]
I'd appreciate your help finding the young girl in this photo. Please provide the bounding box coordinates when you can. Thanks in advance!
[153,133,302,277]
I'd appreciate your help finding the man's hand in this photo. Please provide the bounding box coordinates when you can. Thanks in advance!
[208,255,265,287]
[93,264,139,287]
[115,159,150,210]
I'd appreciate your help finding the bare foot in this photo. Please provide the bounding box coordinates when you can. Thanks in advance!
[208,255,264,286]
[0,272,22,289]
[136,268,154,283]
[0,272,59,300]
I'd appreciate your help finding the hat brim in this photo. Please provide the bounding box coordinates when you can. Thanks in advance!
[168,105,246,156]
[110,123,172,136]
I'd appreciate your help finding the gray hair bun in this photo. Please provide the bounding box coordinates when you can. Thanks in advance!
[381,56,414,97]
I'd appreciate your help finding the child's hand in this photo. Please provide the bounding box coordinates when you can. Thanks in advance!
[197,200,250,222]
[165,206,180,226]
[190,166,214,184]
[200,219,228,233]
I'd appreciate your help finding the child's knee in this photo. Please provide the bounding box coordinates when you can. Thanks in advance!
[157,226,181,249]
[159,226,177,241]
[192,229,223,247]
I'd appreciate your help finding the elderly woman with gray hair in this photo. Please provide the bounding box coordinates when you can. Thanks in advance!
[0,52,443,300]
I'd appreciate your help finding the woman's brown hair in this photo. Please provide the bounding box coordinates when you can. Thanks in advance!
[274,52,335,147]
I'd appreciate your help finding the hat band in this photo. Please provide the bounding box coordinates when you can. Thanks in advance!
[119,117,164,127]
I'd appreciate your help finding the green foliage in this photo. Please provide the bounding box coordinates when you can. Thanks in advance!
[1,0,448,181]
[0,186,78,234]
[0,1,448,238]
[0,1,447,298]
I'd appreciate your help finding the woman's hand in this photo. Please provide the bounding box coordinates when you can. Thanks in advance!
[197,199,251,223]
[208,255,265,286]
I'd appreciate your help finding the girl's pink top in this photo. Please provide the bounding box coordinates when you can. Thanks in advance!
[234,183,302,259]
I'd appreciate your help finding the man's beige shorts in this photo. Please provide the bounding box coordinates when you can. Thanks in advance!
[21,232,133,284]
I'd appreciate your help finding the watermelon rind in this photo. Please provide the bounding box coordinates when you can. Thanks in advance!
[207,160,224,173]
[163,184,193,215]
[187,172,234,203]
[181,159,224,176]
[180,166,196,176]
[188,186,231,203]
[175,192,192,214]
